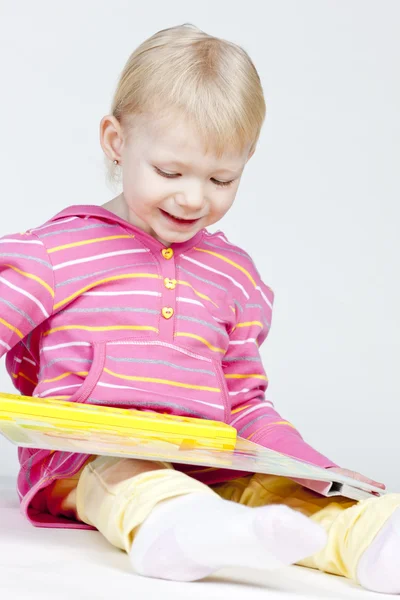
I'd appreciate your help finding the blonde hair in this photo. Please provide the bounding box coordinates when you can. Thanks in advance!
[106,23,266,186]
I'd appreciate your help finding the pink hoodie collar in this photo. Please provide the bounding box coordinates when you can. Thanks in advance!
[50,204,205,254]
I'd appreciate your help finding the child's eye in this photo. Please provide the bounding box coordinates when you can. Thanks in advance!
[210,178,235,187]
[154,167,234,188]
[154,167,178,179]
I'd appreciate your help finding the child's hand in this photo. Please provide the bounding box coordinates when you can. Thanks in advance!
[327,467,386,492]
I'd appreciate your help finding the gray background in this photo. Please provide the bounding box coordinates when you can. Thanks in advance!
[0,0,399,490]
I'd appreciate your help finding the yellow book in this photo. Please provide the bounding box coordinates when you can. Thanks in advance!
[0,393,236,450]
[0,392,383,502]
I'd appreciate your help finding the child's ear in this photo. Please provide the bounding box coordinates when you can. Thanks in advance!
[247,147,256,161]
[100,115,124,163]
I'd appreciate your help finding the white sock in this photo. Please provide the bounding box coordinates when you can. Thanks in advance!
[129,492,327,581]
[357,506,400,594]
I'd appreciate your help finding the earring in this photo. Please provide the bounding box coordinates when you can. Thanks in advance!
[113,159,119,165]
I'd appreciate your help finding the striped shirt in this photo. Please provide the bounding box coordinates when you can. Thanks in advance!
[0,205,335,528]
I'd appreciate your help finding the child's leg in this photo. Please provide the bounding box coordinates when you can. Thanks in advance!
[213,474,400,593]
[38,456,96,520]
[56,455,327,581]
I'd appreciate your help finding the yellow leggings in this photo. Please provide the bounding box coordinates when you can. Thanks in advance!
[40,456,400,584]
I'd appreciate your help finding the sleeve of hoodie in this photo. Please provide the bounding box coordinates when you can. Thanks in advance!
[223,274,337,468]
[0,230,54,360]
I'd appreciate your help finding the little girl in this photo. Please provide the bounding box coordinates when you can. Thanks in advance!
[1,23,399,594]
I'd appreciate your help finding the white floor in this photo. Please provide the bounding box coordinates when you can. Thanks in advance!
[0,476,395,600]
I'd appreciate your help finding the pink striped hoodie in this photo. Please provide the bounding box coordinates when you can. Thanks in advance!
[0,205,336,528]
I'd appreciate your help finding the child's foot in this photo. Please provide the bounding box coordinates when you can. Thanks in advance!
[357,506,400,594]
[129,493,327,581]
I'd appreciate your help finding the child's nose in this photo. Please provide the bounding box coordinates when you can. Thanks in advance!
[176,188,205,212]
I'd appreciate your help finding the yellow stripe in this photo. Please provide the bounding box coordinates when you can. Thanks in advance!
[174,332,225,354]
[5,264,54,297]
[231,404,252,415]
[248,421,296,440]
[194,247,257,287]
[54,273,160,310]
[177,280,219,308]
[43,324,159,336]
[231,321,263,333]
[103,367,220,392]
[48,235,132,253]
[43,371,89,383]
[225,374,268,380]
[12,372,38,386]
[236,321,263,329]
[0,317,23,338]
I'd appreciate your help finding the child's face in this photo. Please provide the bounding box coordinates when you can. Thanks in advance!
[102,112,253,245]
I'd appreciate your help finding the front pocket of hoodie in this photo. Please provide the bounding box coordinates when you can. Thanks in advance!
[35,342,106,405]
[86,339,229,422]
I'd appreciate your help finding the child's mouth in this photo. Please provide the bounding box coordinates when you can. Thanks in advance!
[160,209,201,227]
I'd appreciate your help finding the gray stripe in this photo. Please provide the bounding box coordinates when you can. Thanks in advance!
[234,299,243,313]
[106,355,215,376]
[0,297,36,327]
[177,314,228,337]
[40,356,92,373]
[222,356,261,363]
[56,262,156,287]
[25,332,33,350]
[87,398,207,418]
[37,223,118,239]
[237,409,273,436]
[59,307,159,316]
[25,456,34,487]
[245,303,270,328]
[177,265,227,292]
[0,252,51,268]
[203,240,249,259]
